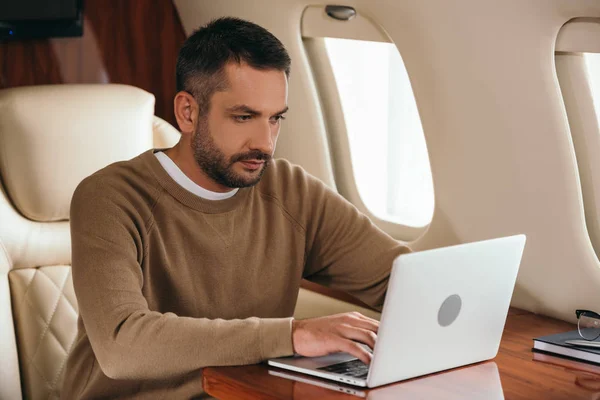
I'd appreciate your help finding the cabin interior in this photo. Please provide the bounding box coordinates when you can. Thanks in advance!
[1,0,600,399]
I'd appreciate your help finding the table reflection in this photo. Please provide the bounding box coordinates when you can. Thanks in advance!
[269,361,504,399]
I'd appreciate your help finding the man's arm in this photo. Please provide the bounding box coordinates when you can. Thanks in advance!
[70,177,293,380]
[281,170,412,364]
[302,176,412,312]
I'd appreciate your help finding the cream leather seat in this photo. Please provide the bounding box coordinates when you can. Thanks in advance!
[0,84,180,400]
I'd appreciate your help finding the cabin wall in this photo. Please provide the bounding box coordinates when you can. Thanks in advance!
[174,0,600,323]
[0,0,185,127]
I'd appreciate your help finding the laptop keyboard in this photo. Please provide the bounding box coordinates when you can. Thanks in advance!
[317,359,369,378]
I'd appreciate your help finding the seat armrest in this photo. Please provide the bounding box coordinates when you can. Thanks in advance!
[0,242,23,400]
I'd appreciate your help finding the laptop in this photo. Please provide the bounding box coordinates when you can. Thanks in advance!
[268,234,526,388]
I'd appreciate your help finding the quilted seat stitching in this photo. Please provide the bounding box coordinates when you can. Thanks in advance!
[23,268,75,352]
[47,268,78,393]
[47,319,73,356]
[38,267,77,313]
[23,296,69,355]
[10,270,54,398]
[49,326,78,397]
[13,266,77,399]
[15,270,47,359]
[24,307,73,397]
[27,269,66,379]
[23,351,54,392]
[41,267,78,393]
[17,269,36,314]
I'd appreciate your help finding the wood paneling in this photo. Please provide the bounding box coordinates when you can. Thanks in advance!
[0,0,186,127]
[0,40,64,86]
[202,309,598,399]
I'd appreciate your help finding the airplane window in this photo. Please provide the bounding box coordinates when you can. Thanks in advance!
[555,49,600,258]
[586,53,600,129]
[324,38,434,227]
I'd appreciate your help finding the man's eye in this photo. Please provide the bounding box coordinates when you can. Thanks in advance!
[271,115,286,123]
[234,115,252,122]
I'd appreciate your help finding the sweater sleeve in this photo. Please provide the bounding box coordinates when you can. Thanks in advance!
[302,175,412,311]
[70,177,293,380]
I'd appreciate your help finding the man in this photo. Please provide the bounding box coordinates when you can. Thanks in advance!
[62,17,410,399]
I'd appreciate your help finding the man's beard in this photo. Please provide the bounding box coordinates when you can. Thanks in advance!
[191,118,271,188]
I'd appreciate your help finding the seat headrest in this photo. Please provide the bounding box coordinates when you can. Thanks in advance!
[0,84,155,222]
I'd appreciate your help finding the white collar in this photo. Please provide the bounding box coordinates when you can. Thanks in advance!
[154,151,238,201]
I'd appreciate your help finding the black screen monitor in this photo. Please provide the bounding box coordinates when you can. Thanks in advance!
[0,0,84,40]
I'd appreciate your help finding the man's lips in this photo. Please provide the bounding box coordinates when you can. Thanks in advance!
[239,160,265,170]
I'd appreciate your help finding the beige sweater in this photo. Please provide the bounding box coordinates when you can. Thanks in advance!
[61,149,410,399]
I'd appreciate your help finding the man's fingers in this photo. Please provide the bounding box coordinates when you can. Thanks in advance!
[340,340,372,365]
[291,313,381,363]
[338,326,377,350]
[353,312,380,325]
[344,314,379,333]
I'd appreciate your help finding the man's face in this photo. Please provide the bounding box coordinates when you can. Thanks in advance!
[191,62,288,189]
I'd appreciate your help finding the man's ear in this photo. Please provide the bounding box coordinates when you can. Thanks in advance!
[174,91,198,135]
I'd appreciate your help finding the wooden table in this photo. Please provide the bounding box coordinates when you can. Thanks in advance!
[202,309,600,399]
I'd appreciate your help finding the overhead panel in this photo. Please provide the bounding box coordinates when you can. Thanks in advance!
[301,5,391,43]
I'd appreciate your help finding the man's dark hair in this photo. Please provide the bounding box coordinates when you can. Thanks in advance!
[176,17,291,115]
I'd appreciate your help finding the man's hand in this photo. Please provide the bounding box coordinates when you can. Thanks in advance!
[291,312,379,365]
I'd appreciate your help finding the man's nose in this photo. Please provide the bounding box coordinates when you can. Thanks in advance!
[249,120,275,155]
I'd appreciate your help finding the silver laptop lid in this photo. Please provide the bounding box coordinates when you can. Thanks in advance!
[367,234,526,388]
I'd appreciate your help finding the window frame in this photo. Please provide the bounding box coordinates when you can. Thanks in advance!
[555,18,600,259]
[302,5,434,240]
